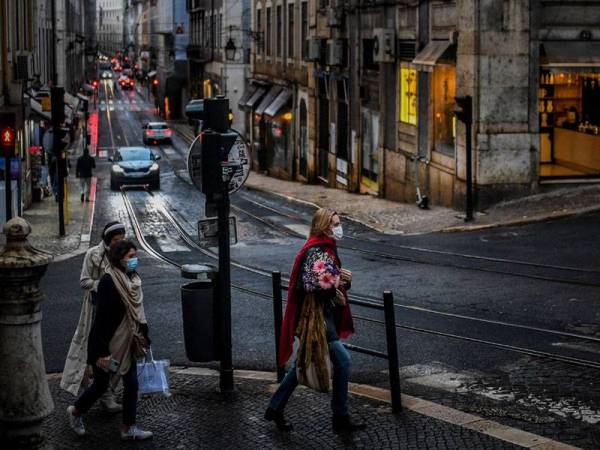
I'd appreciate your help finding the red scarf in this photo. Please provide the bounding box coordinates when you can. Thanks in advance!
[278,235,354,367]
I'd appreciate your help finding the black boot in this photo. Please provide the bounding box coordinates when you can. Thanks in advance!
[264,407,293,431]
[80,193,84,202]
[332,415,366,433]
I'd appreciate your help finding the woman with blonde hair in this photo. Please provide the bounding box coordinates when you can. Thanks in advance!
[265,208,365,433]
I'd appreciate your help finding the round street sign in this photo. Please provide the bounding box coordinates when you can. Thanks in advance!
[187,130,252,195]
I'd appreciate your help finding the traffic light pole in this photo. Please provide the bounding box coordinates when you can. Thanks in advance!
[3,152,10,222]
[465,118,473,222]
[217,169,233,392]
[51,87,66,236]
[455,95,474,222]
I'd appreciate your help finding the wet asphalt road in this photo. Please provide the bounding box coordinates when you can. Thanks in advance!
[39,79,600,448]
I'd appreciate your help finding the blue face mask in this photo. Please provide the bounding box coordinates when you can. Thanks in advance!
[125,257,139,272]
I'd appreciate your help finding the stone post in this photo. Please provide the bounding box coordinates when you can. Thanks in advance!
[0,218,53,448]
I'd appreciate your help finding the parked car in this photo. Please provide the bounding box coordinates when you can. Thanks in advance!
[119,76,134,90]
[142,122,172,145]
[109,147,161,190]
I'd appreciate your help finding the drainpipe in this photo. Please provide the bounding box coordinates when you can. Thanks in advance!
[1,0,9,104]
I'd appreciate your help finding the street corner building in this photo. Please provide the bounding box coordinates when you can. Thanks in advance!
[1,0,96,221]
[238,0,600,210]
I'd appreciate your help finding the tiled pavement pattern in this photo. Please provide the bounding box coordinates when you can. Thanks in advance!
[43,372,522,450]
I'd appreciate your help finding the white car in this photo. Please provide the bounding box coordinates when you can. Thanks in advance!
[142,122,172,144]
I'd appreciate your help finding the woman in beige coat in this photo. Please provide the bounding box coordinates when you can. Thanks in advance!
[60,221,126,412]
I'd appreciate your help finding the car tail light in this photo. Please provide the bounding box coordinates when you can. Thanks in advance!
[164,129,172,136]
[147,130,155,136]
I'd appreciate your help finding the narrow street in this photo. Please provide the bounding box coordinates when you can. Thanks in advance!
[37,77,600,448]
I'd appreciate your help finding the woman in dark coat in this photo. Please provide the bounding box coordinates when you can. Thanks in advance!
[66,240,153,441]
[265,208,365,433]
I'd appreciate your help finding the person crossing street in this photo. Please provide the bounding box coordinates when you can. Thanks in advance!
[76,148,96,202]
[61,221,127,412]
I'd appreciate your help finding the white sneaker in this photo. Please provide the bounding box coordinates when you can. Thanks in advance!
[121,425,153,441]
[100,391,123,413]
[66,406,85,436]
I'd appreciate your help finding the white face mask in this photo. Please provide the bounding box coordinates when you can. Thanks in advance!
[332,224,343,240]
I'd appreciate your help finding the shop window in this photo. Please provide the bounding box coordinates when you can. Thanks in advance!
[301,2,308,60]
[256,8,262,55]
[299,100,308,177]
[362,39,379,72]
[337,80,349,160]
[287,3,294,59]
[432,65,456,157]
[266,7,272,56]
[276,5,283,58]
[361,109,379,182]
[318,77,330,179]
[399,67,417,125]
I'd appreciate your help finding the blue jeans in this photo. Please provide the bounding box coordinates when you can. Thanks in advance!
[269,340,351,417]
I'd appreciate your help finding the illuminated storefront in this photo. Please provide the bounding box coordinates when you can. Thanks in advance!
[539,42,600,178]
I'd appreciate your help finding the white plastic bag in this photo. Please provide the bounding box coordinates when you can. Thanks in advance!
[137,349,170,397]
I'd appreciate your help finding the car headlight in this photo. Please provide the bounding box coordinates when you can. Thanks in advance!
[149,163,159,172]
[112,165,124,173]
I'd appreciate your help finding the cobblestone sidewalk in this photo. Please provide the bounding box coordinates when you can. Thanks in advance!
[14,133,95,259]
[43,370,526,450]
[244,172,600,235]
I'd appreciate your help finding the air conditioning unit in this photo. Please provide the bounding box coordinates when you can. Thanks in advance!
[373,28,395,63]
[327,7,342,28]
[326,39,344,66]
[13,53,32,81]
[306,38,322,61]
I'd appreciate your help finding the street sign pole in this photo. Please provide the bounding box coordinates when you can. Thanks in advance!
[186,96,252,393]
[1,113,16,223]
[217,169,233,392]
[455,96,474,222]
[51,87,66,236]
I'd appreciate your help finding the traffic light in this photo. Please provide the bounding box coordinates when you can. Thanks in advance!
[152,78,159,95]
[0,112,17,157]
[51,87,65,125]
[455,96,473,124]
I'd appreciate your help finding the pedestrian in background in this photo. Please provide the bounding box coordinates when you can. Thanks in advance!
[265,208,365,433]
[76,148,96,202]
[61,221,126,412]
[67,239,153,441]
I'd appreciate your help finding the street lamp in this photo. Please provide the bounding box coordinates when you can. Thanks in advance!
[224,25,236,63]
[225,38,236,61]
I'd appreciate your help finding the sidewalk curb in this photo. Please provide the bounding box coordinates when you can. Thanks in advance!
[244,184,388,234]
[442,205,600,234]
[167,367,579,450]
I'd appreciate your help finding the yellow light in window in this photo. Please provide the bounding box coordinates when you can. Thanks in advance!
[282,112,293,121]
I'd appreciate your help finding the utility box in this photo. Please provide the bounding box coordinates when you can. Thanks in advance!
[180,264,219,362]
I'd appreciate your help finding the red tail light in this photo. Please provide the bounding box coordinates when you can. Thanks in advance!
[164,129,172,136]
[147,130,155,136]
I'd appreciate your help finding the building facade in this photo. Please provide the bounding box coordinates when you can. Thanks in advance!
[243,0,600,210]
[187,0,250,134]
[1,0,91,221]
[97,0,124,55]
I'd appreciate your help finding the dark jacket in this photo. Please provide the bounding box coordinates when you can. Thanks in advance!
[76,154,95,178]
[87,272,149,365]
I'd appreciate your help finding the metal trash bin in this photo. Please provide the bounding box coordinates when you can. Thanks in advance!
[180,264,219,362]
